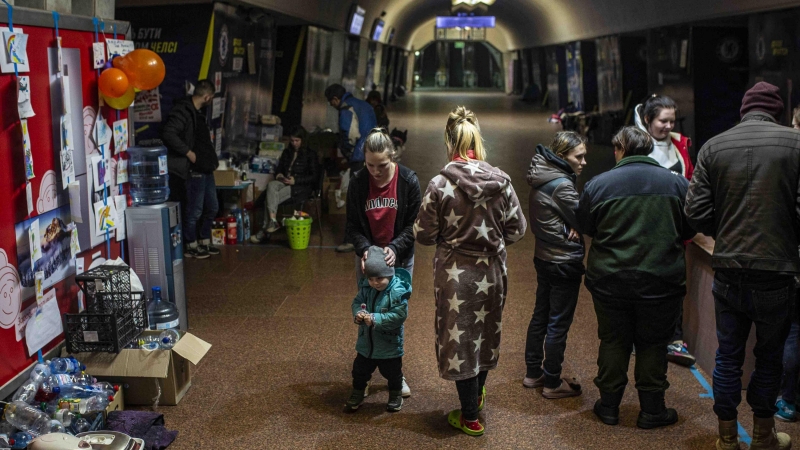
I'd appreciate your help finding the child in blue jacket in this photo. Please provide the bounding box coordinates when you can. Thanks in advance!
[345,245,411,413]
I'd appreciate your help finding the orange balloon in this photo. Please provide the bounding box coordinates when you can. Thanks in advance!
[103,85,135,110]
[114,49,165,91]
[98,68,129,99]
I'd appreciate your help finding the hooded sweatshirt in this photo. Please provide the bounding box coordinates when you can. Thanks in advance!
[634,104,693,179]
[526,145,584,263]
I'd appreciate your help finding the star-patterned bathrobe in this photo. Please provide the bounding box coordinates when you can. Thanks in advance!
[414,159,526,381]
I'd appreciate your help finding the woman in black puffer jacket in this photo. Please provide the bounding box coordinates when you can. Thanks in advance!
[251,126,319,242]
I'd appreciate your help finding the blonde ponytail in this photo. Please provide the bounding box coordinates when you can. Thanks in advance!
[445,106,486,161]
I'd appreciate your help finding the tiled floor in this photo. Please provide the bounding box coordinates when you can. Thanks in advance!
[157,92,798,449]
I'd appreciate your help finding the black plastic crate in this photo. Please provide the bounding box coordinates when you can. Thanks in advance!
[64,292,146,353]
[75,265,132,314]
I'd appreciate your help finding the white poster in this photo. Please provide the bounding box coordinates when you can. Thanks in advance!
[28,219,41,265]
[1,29,29,73]
[92,42,105,69]
[17,76,34,118]
[116,159,128,184]
[133,88,162,122]
[90,155,106,192]
[60,115,75,187]
[0,249,22,330]
[112,119,128,154]
[114,195,127,241]
[93,111,112,148]
[22,119,34,180]
[15,286,55,341]
[25,289,63,356]
[105,39,134,59]
[68,181,82,223]
[93,199,117,237]
[212,97,222,119]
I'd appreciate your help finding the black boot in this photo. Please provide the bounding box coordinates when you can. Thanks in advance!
[637,390,678,429]
[593,391,623,425]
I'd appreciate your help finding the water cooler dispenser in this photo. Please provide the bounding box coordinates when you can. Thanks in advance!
[125,202,188,330]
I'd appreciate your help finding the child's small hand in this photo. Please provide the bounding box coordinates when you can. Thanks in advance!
[354,311,366,323]
[363,314,374,326]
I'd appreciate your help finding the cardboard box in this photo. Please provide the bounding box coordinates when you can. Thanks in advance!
[66,331,211,406]
[214,170,241,187]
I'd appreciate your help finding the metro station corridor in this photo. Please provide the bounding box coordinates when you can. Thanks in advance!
[168,92,792,449]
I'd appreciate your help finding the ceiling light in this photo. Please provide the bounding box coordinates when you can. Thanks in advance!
[452,0,496,5]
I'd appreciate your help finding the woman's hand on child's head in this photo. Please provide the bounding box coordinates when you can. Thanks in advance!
[361,249,369,273]
[383,247,396,266]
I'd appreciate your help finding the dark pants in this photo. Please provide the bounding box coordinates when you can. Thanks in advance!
[183,172,219,243]
[672,302,684,342]
[525,259,583,388]
[712,272,794,420]
[455,370,488,421]
[352,354,403,391]
[781,321,800,404]
[592,291,681,402]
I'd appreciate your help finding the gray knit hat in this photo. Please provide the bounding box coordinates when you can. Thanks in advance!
[364,246,395,278]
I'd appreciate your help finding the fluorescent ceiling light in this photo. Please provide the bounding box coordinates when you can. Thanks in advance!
[453,0,496,5]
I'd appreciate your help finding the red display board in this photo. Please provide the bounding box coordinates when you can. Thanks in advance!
[0,21,125,388]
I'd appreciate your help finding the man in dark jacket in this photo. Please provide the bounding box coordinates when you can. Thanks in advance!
[326,83,378,253]
[686,82,800,450]
[577,126,695,430]
[162,80,219,259]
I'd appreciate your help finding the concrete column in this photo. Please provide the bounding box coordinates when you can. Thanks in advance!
[71,0,114,19]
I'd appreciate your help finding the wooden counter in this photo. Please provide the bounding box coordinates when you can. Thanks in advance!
[684,234,757,384]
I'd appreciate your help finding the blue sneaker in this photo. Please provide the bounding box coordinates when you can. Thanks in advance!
[776,399,796,422]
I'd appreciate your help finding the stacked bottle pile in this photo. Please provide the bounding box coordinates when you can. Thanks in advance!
[0,356,119,448]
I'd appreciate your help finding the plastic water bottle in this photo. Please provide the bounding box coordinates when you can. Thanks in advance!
[49,357,85,375]
[232,208,244,243]
[129,145,170,205]
[47,373,94,390]
[71,417,91,434]
[243,210,251,242]
[3,401,52,436]
[60,395,111,414]
[30,363,52,383]
[46,420,65,434]
[159,329,180,349]
[10,431,32,449]
[147,286,180,330]
[92,382,119,397]
[52,384,108,399]
[12,380,39,404]
[139,334,161,350]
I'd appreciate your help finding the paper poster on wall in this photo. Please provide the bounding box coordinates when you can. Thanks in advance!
[93,111,112,148]
[133,88,162,122]
[83,170,114,248]
[93,199,117,236]
[24,288,62,355]
[28,219,41,266]
[114,195,127,241]
[105,39,135,59]
[15,286,56,341]
[212,97,222,119]
[92,42,106,69]
[232,57,243,72]
[60,115,75,187]
[17,76,34,119]
[215,127,222,154]
[1,29,30,73]
[116,159,128,184]
[56,36,63,73]
[70,226,80,258]
[25,182,33,215]
[15,205,75,300]
[34,271,44,300]
[90,155,105,192]
[0,249,22,330]
[113,119,128,154]
[21,119,34,180]
[36,170,60,214]
[68,181,82,223]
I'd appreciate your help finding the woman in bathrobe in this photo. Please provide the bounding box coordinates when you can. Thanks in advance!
[415,106,527,436]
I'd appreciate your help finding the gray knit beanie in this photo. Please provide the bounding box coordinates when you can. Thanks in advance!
[364,246,395,278]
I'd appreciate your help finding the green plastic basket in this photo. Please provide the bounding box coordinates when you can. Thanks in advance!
[284,217,313,250]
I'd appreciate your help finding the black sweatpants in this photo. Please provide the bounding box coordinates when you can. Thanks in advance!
[352,354,403,391]
[455,371,489,421]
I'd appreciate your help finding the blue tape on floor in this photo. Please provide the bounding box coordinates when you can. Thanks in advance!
[690,365,751,445]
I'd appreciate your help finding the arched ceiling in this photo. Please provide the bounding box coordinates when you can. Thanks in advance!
[119,0,800,51]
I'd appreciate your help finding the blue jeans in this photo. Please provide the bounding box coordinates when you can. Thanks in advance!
[712,272,794,420]
[184,172,219,243]
[524,259,584,388]
[781,321,800,404]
